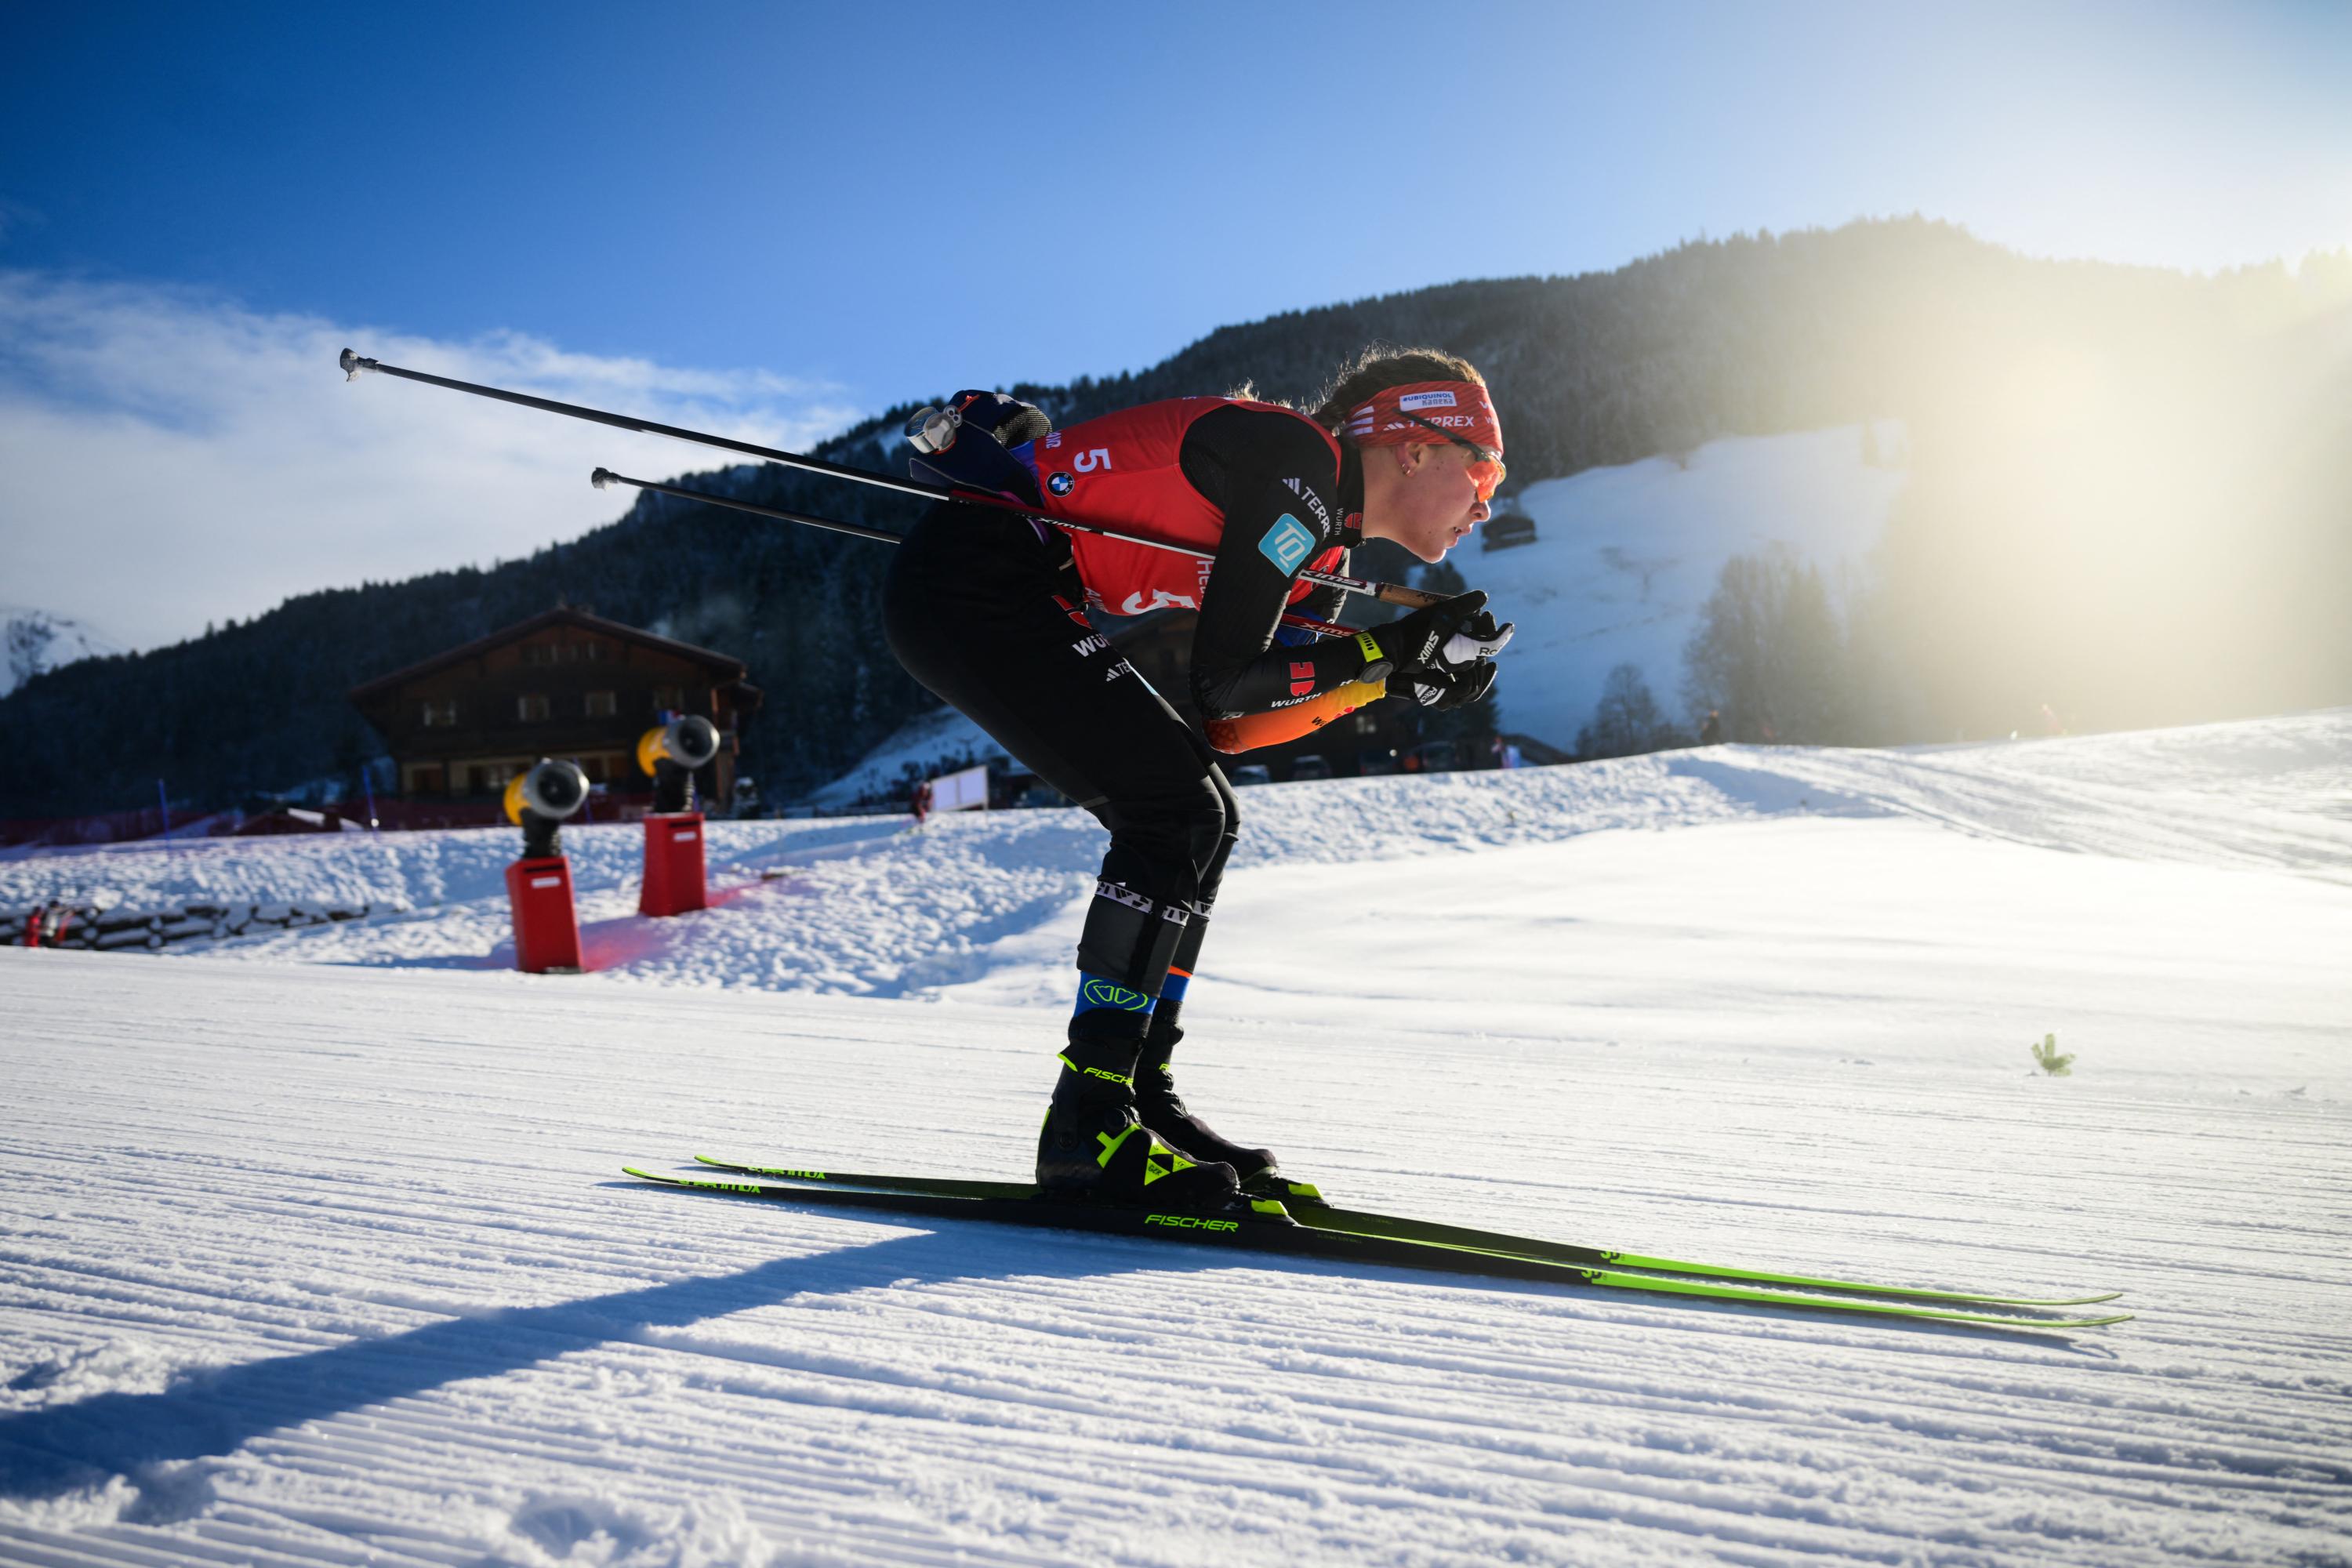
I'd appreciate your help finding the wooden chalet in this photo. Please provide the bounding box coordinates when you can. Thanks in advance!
[349,608,762,803]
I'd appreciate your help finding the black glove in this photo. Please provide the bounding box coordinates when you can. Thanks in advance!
[1361,590,1515,681]
[1393,661,1497,710]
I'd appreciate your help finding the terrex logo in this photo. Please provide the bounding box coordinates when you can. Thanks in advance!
[1398,390,1459,412]
[1145,1214,1240,1231]
[1257,514,1316,573]
[1283,480,1332,531]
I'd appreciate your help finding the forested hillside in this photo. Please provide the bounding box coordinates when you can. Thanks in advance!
[3,217,2345,818]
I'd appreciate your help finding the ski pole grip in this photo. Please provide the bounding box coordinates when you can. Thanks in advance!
[1374,583,1446,610]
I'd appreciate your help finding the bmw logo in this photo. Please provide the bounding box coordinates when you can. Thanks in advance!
[1048,472,1075,497]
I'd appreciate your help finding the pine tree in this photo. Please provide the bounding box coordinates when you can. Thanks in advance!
[1680,548,1853,745]
[1577,664,1686,758]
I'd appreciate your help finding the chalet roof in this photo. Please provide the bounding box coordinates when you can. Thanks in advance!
[348,607,750,702]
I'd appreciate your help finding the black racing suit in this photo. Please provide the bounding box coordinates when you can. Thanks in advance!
[881,404,1367,1023]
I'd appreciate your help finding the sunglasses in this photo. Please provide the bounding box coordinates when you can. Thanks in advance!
[1396,411,1506,502]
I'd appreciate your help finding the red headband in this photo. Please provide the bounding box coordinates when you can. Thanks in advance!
[1341,380,1504,459]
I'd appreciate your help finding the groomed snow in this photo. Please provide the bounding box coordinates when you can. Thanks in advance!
[3,710,2349,1566]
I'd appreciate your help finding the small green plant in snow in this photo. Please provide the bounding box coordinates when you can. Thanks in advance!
[2031,1033,2074,1076]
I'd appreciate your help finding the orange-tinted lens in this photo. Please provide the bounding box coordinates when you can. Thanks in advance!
[1467,457,1504,503]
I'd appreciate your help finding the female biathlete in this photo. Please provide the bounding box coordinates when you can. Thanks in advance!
[883,349,1513,1219]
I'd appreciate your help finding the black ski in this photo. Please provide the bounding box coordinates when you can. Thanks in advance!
[624,1166,2131,1330]
[689,1155,2123,1308]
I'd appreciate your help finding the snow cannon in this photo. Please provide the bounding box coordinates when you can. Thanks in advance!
[506,759,590,859]
[637,716,719,813]
[635,718,717,917]
[502,758,591,975]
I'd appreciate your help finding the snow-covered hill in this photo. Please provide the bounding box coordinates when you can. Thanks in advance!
[2,710,2347,1566]
[8,707,2343,991]
[811,422,1907,800]
[2,603,123,698]
[1488,422,1907,748]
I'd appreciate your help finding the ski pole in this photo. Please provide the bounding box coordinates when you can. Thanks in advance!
[340,349,1444,610]
[588,468,1360,638]
[590,468,906,545]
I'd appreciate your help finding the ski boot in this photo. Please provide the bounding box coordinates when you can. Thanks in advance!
[1037,1025,1277,1221]
[1134,1022,1283,1192]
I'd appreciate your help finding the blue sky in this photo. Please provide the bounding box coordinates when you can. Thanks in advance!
[3,0,2347,648]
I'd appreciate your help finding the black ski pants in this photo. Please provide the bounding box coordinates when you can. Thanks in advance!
[882,503,1238,1000]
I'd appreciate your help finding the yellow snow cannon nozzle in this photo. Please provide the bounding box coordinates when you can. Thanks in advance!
[637,716,720,777]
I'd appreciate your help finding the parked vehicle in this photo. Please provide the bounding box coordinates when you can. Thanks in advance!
[1403,740,1456,774]
[1229,764,1273,786]
[1358,748,1399,776]
[1288,754,1331,781]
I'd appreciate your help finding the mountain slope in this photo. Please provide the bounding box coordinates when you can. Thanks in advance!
[2,604,122,699]
[3,220,2343,818]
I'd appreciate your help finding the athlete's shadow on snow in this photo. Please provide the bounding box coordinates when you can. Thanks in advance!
[0,1196,2115,1507]
[2,1212,1230,1505]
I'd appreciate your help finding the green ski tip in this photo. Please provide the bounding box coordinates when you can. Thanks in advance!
[1584,1269,2135,1329]
[676,1156,2124,1316]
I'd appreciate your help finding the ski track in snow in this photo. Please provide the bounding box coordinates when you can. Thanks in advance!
[2,711,2349,1566]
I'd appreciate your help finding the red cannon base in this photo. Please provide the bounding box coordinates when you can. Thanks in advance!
[506,856,583,974]
[638,811,708,916]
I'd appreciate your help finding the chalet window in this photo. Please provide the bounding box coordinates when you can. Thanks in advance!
[652,685,685,713]
[421,699,456,728]
[583,641,608,662]
[585,691,617,718]
[517,693,552,722]
[524,644,554,666]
